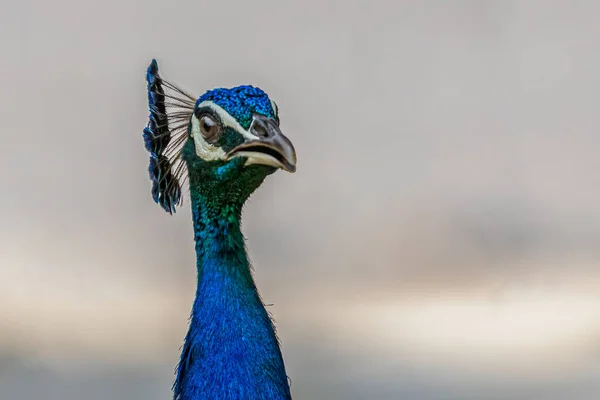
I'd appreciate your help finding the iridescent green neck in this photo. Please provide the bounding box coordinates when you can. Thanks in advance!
[173,159,291,400]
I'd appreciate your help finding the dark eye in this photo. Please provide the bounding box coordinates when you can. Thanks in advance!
[199,115,221,143]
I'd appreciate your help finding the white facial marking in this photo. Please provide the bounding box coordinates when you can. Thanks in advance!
[190,115,227,161]
[191,101,263,161]
[196,101,259,141]
[270,99,278,118]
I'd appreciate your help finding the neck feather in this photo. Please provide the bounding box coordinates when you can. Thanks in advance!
[173,189,291,400]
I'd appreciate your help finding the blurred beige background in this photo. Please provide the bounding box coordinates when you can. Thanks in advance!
[2,1,600,399]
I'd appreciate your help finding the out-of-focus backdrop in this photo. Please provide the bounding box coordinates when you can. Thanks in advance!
[2,1,600,399]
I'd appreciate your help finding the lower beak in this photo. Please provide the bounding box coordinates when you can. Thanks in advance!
[226,116,297,173]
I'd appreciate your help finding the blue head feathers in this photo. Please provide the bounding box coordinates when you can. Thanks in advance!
[143,60,294,214]
[196,86,277,130]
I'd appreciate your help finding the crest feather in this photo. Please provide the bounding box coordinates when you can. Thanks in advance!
[143,59,195,213]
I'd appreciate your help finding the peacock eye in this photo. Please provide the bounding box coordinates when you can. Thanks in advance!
[199,115,221,143]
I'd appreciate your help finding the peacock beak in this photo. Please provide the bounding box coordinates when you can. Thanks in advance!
[226,115,297,173]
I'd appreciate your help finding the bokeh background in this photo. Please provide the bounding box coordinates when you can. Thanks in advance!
[2,1,600,399]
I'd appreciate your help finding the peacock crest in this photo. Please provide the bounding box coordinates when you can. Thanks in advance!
[143,59,195,214]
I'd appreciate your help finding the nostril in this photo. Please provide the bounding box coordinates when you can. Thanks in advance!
[253,124,268,137]
[250,117,270,138]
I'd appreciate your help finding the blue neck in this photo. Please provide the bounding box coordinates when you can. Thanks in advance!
[173,194,291,400]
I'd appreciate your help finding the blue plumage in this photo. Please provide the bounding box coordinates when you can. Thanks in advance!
[196,86,277,129]
[173,202,291,400]
[143,60,296,400]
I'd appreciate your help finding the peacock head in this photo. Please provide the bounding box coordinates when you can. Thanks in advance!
[143,60,296,213]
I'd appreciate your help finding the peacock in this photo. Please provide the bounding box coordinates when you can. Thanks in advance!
[142,59,296,400]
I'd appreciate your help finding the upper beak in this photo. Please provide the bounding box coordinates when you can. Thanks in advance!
[226,115,297,173]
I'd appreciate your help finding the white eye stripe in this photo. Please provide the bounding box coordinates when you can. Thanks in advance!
[195,101,258,141]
